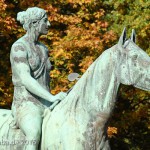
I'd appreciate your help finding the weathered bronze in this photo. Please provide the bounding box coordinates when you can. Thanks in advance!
[0,7,149,150]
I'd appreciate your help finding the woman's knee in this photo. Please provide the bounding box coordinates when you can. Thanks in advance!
[26,127,41,139]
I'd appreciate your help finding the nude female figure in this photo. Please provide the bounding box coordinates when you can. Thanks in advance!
[10,7,67,150]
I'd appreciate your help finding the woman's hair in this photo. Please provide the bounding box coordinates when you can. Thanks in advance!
[17,7,46,30]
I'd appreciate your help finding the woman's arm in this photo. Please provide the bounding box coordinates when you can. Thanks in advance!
[11,43,66,102]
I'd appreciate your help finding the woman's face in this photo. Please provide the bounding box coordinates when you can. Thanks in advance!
[38,14,51,35]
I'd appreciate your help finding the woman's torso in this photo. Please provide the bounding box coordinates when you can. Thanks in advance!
[10,36,52,109]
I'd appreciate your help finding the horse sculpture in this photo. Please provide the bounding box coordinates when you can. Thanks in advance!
[0,28,149,150]
[41,28,150,150]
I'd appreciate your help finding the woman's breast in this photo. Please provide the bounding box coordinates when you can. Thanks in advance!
[28,54,41,71]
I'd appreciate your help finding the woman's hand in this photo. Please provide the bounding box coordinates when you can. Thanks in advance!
[49,92,67,110]
[51,92,67,102]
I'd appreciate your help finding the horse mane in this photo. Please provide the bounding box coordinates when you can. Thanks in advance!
[55,45,119,116]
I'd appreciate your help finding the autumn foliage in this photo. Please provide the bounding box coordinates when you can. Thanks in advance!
[0,0,149,149]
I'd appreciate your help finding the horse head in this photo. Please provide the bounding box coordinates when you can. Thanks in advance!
[117,28,150,91]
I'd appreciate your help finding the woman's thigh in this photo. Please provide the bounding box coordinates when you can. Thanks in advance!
[17,104,44,138]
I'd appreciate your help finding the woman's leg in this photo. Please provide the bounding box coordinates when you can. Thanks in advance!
[18,111,43,150]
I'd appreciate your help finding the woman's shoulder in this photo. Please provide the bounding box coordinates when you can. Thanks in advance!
[11,38,28,55]
[11,37,27,51]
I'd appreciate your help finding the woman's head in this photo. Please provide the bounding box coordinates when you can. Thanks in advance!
[17,7,47,31]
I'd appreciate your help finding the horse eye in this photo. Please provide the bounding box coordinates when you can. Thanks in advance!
[132,55,138,60]
[33,21,37,24]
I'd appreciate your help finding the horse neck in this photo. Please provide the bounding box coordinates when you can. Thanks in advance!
[87,47,120,114]
[70,45,120,117]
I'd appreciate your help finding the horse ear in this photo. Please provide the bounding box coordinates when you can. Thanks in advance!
[131,29,136,43]
[118,27,126,46]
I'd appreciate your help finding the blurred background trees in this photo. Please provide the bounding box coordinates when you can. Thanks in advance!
[0,0,149,149]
